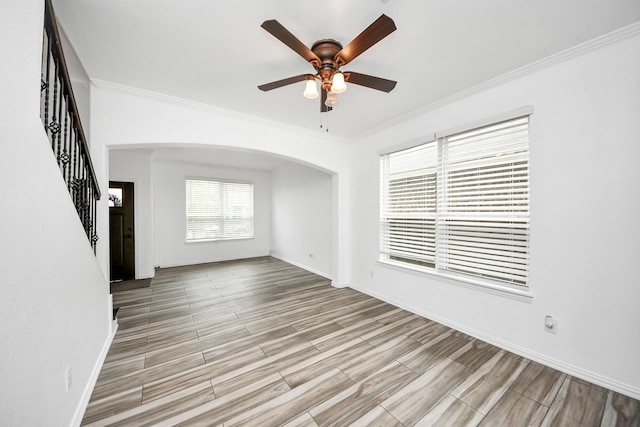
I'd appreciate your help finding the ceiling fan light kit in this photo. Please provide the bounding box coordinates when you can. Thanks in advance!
[331,72,347,94]
[303,79,319,99]
[258,14,397,114]
[325,91,339,107]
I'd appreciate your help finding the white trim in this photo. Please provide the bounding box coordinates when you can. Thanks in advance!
[269,253,332,281]
[185,175,254,186]
[185,178,255,242]
[184,236,254,244]
[349,282,640,401]
[91,22,640,144]
[91,79,253,118]
[378,259,533,303]
[153,254,271,270]
[378,135,437,156]
[357,21,640,141]
[108,178,140,280]
[379,114,532,298]
[90,79,344,142]
[70,323,118,427]
[330,281,349,289]
[435,106,533,139]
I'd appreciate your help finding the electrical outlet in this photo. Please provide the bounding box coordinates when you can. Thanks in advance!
[544,315,557,334]
[65,367,72,391]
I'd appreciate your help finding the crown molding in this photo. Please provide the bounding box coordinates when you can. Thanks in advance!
[355,21,640,141]
[91,21,640,144]
[91,78,234,116]
[90,79,345,142]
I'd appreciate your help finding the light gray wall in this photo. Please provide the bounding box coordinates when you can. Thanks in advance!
[90,86,353,285]
[7,3,638,427]
[271,162,333,278]
[0,1,112,425]
[110,148,335,278]
[110,149,335,278]
[94,31,640,398]
[152,158,272,268]
[109,149,155,279]
[58,24,91,140]
[349,33,640,398]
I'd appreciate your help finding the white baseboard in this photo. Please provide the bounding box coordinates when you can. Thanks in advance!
[269,253,331,280]
[330,281,349,288]
[350,283,640,401]
[70,323,118,427]
[155,253,272,270]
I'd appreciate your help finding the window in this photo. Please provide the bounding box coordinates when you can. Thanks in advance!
[380,114,530,288]
[380,142,438,268]
[108,188,123,207]
[186,179,254,241]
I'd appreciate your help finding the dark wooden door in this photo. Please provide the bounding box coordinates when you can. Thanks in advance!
[109,181,135,281]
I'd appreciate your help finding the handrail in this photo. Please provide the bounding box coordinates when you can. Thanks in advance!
[41,0,101,252]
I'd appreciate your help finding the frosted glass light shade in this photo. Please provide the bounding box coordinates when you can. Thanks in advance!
[331,72,347,93]
[303,79,319,99]
[325,91,339,107]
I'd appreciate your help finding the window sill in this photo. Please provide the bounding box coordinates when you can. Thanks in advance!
[377,259,533,303]
[185,237,254,244]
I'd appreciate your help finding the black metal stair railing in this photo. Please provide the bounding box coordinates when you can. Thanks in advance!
[40,0,101,253]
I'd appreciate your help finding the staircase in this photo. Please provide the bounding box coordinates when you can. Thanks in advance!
[40,0,101,253]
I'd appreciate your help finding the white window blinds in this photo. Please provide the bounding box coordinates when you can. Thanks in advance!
[380,142,437,267]
[186,179,254,241]
[380,114,530,287]
[438,116,530,286]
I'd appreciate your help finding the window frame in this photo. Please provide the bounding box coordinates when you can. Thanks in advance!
[185,178,254,242]
[379,107,533,301]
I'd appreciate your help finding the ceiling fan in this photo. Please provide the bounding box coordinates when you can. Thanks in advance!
[258,14,397,112]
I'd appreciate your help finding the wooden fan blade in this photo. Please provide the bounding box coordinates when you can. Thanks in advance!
[320,89,332,112]
[344,72,397,92]
[334,14,396,67]
[258,74,314,91]
[261,20,321,67]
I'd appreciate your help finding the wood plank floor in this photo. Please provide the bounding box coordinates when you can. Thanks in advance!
[81,257,640,426]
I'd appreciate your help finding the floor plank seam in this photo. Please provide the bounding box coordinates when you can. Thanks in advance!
[82,257,640,426]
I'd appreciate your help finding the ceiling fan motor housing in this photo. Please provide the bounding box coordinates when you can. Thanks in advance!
[311,39,343,91]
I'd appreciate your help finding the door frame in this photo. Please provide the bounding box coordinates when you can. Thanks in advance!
[109,181,135,282]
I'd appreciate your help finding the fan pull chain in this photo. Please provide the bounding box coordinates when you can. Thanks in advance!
[320,112,329,133]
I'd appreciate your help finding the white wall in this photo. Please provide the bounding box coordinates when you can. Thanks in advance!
[6,4,635,427]
[349,32,640,398]
[110,149,335,277]
[152,158,272,268]
[271,162,333,278]
[0,1,112,425]
[58,25,91,138]
[109,149,155,279]
[90,85,353,285]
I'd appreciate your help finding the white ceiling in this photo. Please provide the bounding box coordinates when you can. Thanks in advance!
[53,0,640,141]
